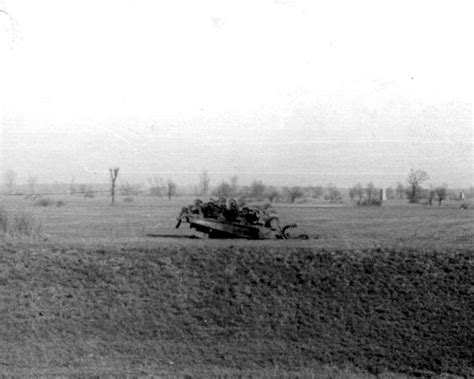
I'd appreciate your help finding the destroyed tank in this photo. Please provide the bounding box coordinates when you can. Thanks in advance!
[175,198,299,239]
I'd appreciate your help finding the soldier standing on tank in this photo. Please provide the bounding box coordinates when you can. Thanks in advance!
[190,199,203,215]
[224,198,239,222]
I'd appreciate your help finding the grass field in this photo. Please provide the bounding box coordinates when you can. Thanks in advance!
[1,195,472,248]
[0,195,472,377]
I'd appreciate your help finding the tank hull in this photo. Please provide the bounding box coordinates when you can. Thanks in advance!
[186,215,275,239]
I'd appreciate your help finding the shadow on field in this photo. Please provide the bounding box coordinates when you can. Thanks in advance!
[146,233,313,240]
[146,233,203,239]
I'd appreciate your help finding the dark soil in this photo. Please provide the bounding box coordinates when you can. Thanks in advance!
[0,241,472,376]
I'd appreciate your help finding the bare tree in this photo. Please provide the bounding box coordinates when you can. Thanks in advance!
[325,184,342,203]
[4,169,17,194]
[230,175,239,197]
[27,175,37,195]
[366,182,376,202]
[264,186,281,203]
[167,179,177,200]
[349,183,364,202]
[109,168,119,205]
[307,185,324,199]
[285,186,304,203]
[395,182,406,199]
[428,186,436,206]
[435,185,448,206]
[198,170,210,196]
[249,180,266,200]
[406,169,429,203]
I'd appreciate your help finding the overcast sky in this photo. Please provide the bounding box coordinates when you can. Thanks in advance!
[0,0,472,188]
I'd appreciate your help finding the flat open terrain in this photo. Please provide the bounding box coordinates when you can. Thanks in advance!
[0,195,473,377]
[2,195,472,249]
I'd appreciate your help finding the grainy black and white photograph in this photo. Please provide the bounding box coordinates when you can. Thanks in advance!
[0,0,472,377]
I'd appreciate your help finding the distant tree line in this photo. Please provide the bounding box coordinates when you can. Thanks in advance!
[346,170,450,206]
[1,168,467,206]
[209,177,342,204]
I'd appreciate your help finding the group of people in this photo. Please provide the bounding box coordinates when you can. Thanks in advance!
[176,197,302,238]
[186,198,262,224]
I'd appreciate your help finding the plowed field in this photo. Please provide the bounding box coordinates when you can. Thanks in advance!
[1,240,472,377]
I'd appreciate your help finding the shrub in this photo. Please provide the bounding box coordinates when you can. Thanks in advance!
[357,198,382,207]
[264,187,281,203]
[148,177,166,197]
[306,185,324,199]
[123,197,134,203]
[0,207,8,234]
[84,192,95,198]
[325,184,343,203]
[12,212,42,236]
[0,207,42,237]
[34,198,55,207]
[120,182,142,196]
[349,184,364,202]
[285,186,304,203]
